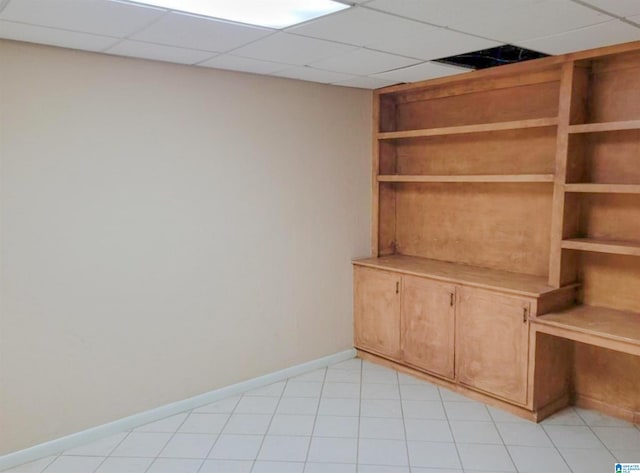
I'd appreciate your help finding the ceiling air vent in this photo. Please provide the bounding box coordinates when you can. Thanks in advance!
[434,44,549,70]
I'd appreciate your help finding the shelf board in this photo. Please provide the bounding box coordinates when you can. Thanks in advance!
[377,117,559,140]
[533,305,640,357]
[561,238,640,256]
[352,254,563,297]
[568,120,640,134]
[564,183,640,194]
[378,174,554,183]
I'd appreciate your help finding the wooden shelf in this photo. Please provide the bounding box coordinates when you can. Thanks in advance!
[561,238,640,256]
[533,305,640,356]
[564,184,640,194]
[377,117,558,140]
[568,120,640,134]
[378,174,555,183]
[352,255,561,297]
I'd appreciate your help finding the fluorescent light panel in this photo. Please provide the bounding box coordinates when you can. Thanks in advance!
[121,0,350,28]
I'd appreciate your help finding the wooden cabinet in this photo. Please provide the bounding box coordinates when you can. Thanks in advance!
[401,275,455,379]
[353,266,401,360]
[456,287,530,405]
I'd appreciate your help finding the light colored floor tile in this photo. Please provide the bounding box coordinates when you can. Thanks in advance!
[244,382,286,397]
[64,433,128,456]
[179,413,229,434]
[399,384,439,401]
[146,458,201,473]
[293,368,326,382]
[94,457,152,473]
[135,413,189,433]
[321,383,361,399]
[234,397,279,415]
[443,401,491,421]
[42,456,105,473]
[267,415,315,436]
[194,397,240,414]
[358,438,408,466]
[159,433,217,458]
[199,459,252,472]
[401,400,446,420]
[252,461,304,473]
[361,383,400,400]
[313,415,359,438]
[4,456,57,473]
[488,406,530,424]
[111,432,172,457]
[328,359,361,371]
[361,399,402,418]
[276,397,319,415]
[406,441,461,469]
[507,446,570,473]
[307,437,358,464]
[283,381,323,398]
[362,371,399,385]
[449,420,502,445]
[592,426,640,450]
[404,418,453,442]
[541,408,585,426]
[543,425,603,448]
[359,417,405,440]
[611,449,640,462]
[438,388,473,402]
[559,447,616,473]
[257,435,310,462]
[575,407,635,427]
[223,414,272,435]
[324,370,361,384]
[397,373,425,385]
[208,435,263,461]
[357,466,410,473]
[303,463,355,473]
[495,421,553,448]
[457,443,515,472]
[411,469,462,473]
[317,398,360,417]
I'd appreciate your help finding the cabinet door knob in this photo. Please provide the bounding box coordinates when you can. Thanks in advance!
[396,281,399,294]
[523,307,528,323]
[450,293,455,307]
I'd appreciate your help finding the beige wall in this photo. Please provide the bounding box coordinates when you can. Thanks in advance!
[0,40,371,455]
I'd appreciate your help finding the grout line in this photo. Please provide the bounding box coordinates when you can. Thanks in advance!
[302,366,329,470]
[396,371,412,472]
[355,358,363,473]
[142,411,194,473]
[487,403,520,473]
[34,453,61,473]
[0,0,11,15]
[438,386,465,473]
[573,408,620,460]
[89,430,133,473]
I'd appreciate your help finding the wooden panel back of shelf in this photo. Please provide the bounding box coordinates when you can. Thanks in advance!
[562,238,640,256]
[377,117,559,140]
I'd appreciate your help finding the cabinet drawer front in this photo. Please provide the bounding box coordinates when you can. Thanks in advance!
[456,287,530,405]
[354,266,401,360]
[402,275,455,379]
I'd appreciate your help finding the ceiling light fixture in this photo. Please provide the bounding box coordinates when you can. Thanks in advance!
[119,0,350,29]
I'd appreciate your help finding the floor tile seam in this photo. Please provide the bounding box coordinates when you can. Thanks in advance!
[144,406,195,473]
[395,370,413,473]
[355,359,364,473]
[538,418,592,473]
[194,393,243,473]
[485,403,520,473]
[302,366,328,468]
[437,386,464,472]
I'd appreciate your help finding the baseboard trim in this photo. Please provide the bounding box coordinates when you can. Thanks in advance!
[575,393,640,424]
[0,349,356,471]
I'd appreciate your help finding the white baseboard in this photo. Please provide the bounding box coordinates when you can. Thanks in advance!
[0,348,356,472]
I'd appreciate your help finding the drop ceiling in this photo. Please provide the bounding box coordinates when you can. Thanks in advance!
[1,0,640,89]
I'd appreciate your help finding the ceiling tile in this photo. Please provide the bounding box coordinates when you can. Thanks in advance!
[369,26,500,61]
[199,54,287,74]
[453,0,613,42]
[232,32,357,66]
[288,7,438,48]
[366,0,540,27]
[310,48,419,75]
[579,0,640,18]
[0,20,119,51]
[332,76,398,89]
[515,19,640,54]
[373,61,469,83]
[105,39,215,64]
[0,0,165,38]
[273,67,355,84]
[132,12,272,53]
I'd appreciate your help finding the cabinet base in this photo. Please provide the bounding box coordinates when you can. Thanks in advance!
[356,349,570,423]
[575,394,640,424]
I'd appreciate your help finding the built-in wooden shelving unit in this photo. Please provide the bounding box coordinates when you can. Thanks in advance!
[564,184,640,194]
[568,119,640,133]
[561,238,640,257]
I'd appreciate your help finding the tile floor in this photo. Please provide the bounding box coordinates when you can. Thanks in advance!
[4,358,640,473]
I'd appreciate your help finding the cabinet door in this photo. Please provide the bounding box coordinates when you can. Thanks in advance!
[456,287,530,405]
[401,275,455,379]
[354,266,401,360]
